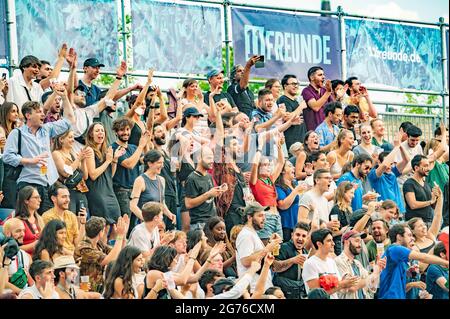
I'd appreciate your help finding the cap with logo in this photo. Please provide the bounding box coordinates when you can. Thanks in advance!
[83,58,105,68]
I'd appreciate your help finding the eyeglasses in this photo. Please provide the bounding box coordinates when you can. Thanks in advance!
[287,82,299,87]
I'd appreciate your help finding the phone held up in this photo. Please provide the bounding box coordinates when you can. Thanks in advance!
[255,55,265,68]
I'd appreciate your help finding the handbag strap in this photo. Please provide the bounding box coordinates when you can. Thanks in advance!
[23,86,32,101]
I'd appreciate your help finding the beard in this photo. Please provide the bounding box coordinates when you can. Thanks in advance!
[117,135,128,143]
[201,160,211,170]
[154,136,166,146]
[349,243,361,256]
[252,218,264,231]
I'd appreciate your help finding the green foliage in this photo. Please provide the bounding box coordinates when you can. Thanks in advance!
[402,93,440,115]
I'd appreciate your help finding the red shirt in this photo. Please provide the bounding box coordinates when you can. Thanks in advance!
[21,219,40,255]
[250,175,277,207]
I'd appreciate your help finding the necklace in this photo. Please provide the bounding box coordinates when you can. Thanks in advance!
[57,283,76,299]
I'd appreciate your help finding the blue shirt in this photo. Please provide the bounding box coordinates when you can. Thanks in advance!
[426,265,449,299]
[111,142,141,189]
[378,245,411,299]
[368,166,405,213]
[315,121,339,148]
[337,172,363,211]
[276,182,300,230]
[3,119,71,186]
[78,79,102,107]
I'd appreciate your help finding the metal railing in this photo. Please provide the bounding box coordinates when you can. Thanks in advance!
[378,112,441,143]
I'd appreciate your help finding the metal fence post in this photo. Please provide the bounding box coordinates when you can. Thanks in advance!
[439,17,448,123]
[5,0,13,76]
[223,0,231,79]
[337,5,346,81]
[120,0,129,87]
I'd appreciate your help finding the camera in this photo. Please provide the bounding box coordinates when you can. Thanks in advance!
[0,237,19,260]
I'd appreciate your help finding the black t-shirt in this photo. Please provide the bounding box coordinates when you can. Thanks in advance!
[203,91,236,108]
[277,95,306,149]
[160,151,177,198]
[229,171,246,212]
[403,178,433,223]
[227,83,255,117]
[185,171,217,224]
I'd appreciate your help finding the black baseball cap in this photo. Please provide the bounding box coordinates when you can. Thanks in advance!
[83,58,105,68]
[183,107,204,118]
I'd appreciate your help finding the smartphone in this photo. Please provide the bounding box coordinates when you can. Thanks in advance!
[255,55,265,68]
[1,73,6,80]
[79,200,85,215]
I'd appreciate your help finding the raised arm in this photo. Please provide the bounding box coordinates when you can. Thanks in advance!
[272,135,285,181]
[154,86,168,124]
[40,43,68,90]
[250,149,262,186]
[428,185,443,239]
[306,80,333,112]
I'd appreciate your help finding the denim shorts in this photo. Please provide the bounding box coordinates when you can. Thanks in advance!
[257,212,283,240]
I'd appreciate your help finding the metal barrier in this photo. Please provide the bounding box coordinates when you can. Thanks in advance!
[378,112,440,143]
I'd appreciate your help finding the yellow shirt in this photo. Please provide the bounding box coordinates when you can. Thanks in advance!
[344,95,369,115]
[42,208,80,252]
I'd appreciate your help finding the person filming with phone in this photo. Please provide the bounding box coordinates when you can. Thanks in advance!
[227,55,262,118]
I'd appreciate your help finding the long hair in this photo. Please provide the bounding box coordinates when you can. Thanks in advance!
[303,131,316,154]
[32,220,66,261]
[0,102,18,136]
[334,181,353,213]
[85,122,107,161]
[147,246,177,273]
[187,229,203,251]
[103,246,142,299]
[52,129,73,151]
[275,161,295,191]
[182,79,197,98]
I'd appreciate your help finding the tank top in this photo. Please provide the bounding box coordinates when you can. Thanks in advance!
[330,152,352,176]
[129,122,143,146]
[137,173,164,208]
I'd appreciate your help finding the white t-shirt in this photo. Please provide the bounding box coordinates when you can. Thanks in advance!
[70,103,100,153]
[18,284,60,299]
[304,177,337,212]
[236,226,272,292]
[396,140,423,186]
[127,223,160,253]
[302,255,342,299]
[6,71,44,109]
[299,189,330,222]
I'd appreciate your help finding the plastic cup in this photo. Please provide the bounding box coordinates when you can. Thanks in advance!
[80,275,90,292]
[376,243,384,256]
[330,215,339,222]
[40,164,48,176]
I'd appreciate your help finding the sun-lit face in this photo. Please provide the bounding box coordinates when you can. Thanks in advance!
[56,228,67,246]
[133,254,145,273]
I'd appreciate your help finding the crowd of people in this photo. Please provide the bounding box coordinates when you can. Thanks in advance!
[0,44,448,300]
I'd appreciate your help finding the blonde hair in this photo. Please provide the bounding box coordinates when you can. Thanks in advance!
[424,138,440,157]
[229,224,244,250]
[85,122,108,161]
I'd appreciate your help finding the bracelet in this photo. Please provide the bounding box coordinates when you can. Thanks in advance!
[116,76,123,80]
[189,256,196,261]
[205,259,211,264]
[112,160,118,164]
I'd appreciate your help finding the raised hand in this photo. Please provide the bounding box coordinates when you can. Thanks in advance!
[106,147,114,163]
[116,61,127,78]
[246,55,260,67]
[325,80,332,93]
[147,68,155,84]
[113,146,126,160]
[39,279,56,299]
[58,43,68,59]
